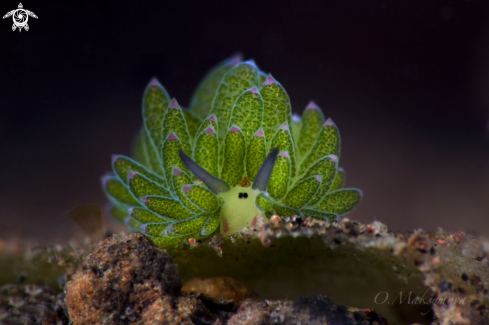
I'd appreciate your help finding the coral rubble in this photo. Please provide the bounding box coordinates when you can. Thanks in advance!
[64,232,387,324]
[2,217,489,324]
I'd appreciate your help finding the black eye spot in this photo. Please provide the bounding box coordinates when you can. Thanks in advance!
[238,193,243,199]
[244,193,248,199]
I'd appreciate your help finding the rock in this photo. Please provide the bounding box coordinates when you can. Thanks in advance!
[0,284,69,325]
[140,295,215,325]
[65,233,181,324]
[227,300,271,325]
[60,217,489,324]
[182,277,258,303]
[64,232,388,324]
[421,229,489,324]
[227,296,386,325]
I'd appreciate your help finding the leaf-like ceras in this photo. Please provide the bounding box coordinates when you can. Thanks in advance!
[102,55,362,247]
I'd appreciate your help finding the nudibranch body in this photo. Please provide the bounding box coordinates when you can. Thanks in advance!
[102,54,362,247]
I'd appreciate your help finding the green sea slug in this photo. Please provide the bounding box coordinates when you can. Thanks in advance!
[101,54,362,247]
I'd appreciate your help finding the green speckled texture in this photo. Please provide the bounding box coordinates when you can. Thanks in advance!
[201,212,220,236]
[102,56,362,247]
[193,126,219,177]
[282,176,321,209]
[144,129,166,176]
[302,208,338,222]
[273,204,300,217]
[182,109,202,139]
[184,185,220,212]
[245,130,266,182]
[144,223,170,237]
[301,155,338,206]
[170,215,207,235]
[142,81,170,157]
[221,126,246,186]
[314,189,362,215]
[172,169,201,213]
[228,89,264,141]
[161,133,190,182]
[113,155,166,187]
[149,236,187,247]
[163,102,192,155]
[298,104,325,155]
[103,176,140,207]
[195,114,218,139]
[210,62,260,141]
[291,118,301,148]
[267,152,290,199]
[299,120,341,175]
[142,196,194,220]
[270,123,296,178]
[261,76,292,142]
[129,172,171,198]
[256,192,274,213]
[131,207,171,223]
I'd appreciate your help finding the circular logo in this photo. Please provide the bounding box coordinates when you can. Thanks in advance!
[13,9,27,27]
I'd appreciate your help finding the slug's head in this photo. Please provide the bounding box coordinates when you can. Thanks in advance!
[179,148,279,235]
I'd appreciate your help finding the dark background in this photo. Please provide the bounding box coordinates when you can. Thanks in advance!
[1,0,489,244]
